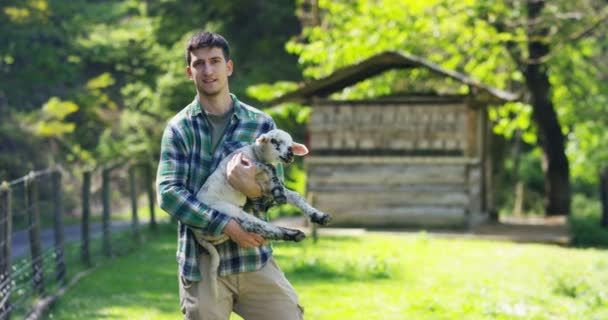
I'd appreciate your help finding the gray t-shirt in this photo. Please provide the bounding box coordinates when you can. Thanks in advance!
[204,108,234,154]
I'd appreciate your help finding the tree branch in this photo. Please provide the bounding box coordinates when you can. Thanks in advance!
[523,6,608,64]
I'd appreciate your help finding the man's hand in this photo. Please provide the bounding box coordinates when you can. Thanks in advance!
[227,152,263,198]
[223,219,266,248]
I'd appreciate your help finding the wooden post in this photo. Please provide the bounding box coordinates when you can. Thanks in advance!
[601,167,608,228]
[145,163,157,229]
[102,168,112,256]
[478,107,488,213]
[81,170,91,267]
[129,166,140,242]
[26,173,45,296]
[513,182,525,217]
[52,169,66,285]
[307,192,318,244]
[0,182,12,320]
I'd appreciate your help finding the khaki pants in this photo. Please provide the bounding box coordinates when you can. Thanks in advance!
[179,253,304,320]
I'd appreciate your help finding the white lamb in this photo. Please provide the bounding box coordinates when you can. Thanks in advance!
[193,129,331,296]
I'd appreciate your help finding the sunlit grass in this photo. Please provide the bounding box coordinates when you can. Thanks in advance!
[46,225,608,319]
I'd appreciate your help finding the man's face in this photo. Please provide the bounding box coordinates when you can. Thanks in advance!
[186,47,233,97]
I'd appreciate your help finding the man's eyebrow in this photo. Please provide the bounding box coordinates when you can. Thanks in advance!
[192,56,223,62]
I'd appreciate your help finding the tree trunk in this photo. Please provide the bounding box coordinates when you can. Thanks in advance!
[601,168,608,228]
[523,0,571,215]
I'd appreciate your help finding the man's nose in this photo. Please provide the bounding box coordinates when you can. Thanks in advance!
[202,64,213,74]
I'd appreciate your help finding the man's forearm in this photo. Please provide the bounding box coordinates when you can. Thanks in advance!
[157,182,231,236]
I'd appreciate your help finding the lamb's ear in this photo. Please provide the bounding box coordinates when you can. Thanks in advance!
[292,143,309,156]
[256,133,269,144]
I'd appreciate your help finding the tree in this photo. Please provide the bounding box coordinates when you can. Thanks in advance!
[0,0,304,177]
[478,0,608,215]
[285,0,608,215]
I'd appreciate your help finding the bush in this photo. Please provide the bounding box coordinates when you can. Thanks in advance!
[495,149,546,217]
[569,194,608,247]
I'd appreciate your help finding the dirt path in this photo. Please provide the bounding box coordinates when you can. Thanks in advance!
[10,221,132,259]
[273,215,570,245]
[468,216,569,245]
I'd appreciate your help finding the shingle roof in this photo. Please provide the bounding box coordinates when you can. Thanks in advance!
[269,51,519,105]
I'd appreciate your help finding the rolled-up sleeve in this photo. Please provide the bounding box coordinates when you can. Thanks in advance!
[156,125,231,236]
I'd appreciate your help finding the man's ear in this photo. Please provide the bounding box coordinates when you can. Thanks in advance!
[226,59,233,77]
[292,143,309,156]
[186,65,193,80]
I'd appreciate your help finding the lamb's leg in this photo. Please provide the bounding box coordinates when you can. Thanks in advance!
[213,202,305,242]
[284,189,332,225]
[238,216,305,242]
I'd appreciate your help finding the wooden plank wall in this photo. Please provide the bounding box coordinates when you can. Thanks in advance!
[308,101,469,155]
[307,157,480,228]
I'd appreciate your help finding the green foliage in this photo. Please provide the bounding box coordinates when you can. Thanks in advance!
[85,73,115,91]
[41,97,79,120]
[518,149,546,193]
[36,97,79,137]
[569,194,608,247]
[247,81,299,102]
[0,114,49,180]
[0,0,303,176]
[489,102,535,143]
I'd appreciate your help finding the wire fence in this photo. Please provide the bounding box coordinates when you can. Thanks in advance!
[0,162,158,319]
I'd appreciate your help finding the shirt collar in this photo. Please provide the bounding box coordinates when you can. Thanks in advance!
[191,94,243,120]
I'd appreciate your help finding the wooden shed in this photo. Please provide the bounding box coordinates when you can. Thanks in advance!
[271,51,517,228]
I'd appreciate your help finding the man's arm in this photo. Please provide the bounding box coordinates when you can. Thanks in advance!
[156,125,231,236]
[157,124,268,247]
[223,219,266,248]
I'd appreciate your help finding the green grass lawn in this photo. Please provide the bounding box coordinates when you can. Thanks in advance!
[45,224,608,320]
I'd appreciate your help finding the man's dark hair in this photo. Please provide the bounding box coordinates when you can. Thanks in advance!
[185,31,230,66]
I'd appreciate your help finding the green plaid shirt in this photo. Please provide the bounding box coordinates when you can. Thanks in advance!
[156,94,279,281]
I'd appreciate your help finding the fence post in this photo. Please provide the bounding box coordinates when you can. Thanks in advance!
[307,191,318,244]
[26,172,45,296]
[0,182,12,320]
[145,163,157,229]
[52,169,66,285]
[601,167,608,228]
[102,167,112,257]
[81,170,91,266]
[129,165,140,242]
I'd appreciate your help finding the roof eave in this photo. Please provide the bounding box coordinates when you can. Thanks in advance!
[268,51,519,106]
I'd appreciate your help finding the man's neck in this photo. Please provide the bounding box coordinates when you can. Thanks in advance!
[198,92,233,115]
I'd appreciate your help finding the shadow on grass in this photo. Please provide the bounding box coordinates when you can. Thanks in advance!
[274,235,364,247]
[272,234,395,284]
[275,254,393,284]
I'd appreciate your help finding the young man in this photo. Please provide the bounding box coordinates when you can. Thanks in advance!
[156,31,303,320]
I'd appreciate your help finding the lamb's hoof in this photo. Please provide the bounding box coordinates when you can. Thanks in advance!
[312,213,332,226]
[274,195,287,205]
[286,229,306,242]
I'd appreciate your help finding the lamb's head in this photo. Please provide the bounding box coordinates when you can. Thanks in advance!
[255,129,308,164]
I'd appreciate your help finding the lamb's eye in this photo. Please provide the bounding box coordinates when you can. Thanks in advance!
[270,138,277,144]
